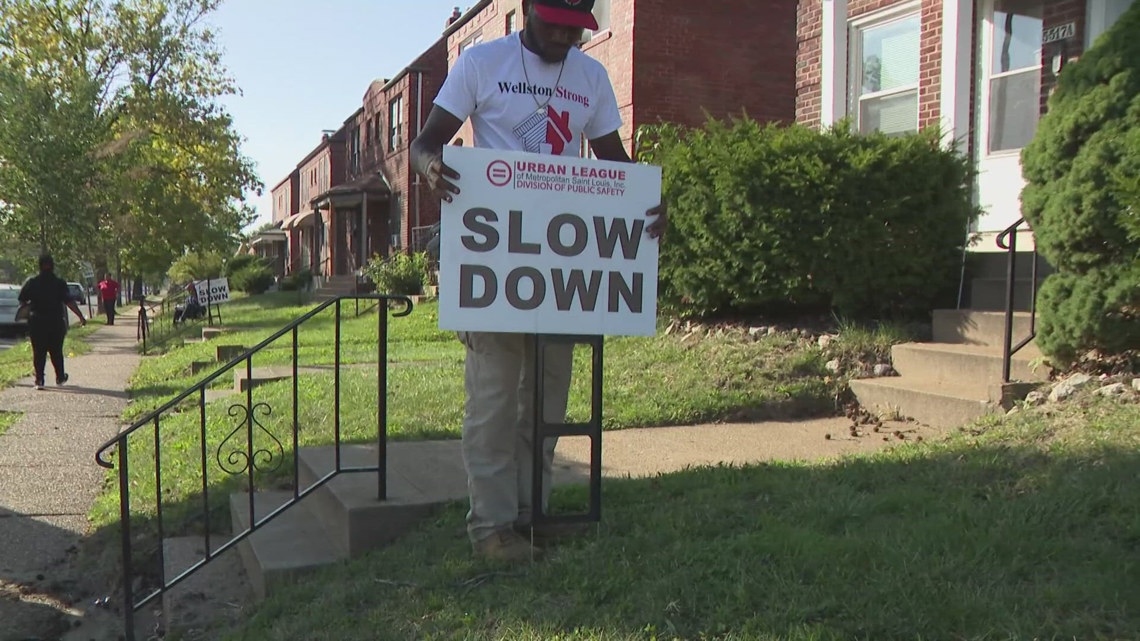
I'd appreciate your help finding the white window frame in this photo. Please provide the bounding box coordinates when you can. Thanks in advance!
[978,0,1043,159]
[581,0,613,44]
[506,10,518,35]
[460,32,484,54]
[847,3,922,136]
[592,0,612,32]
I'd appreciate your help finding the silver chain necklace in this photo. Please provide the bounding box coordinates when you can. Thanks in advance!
[519,35,566,114]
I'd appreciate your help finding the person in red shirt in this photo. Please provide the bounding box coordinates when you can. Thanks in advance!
[97,273,121,325]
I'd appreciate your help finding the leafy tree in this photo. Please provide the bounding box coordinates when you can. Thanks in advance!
[1020,2,1140,365]
[0,0,260,280]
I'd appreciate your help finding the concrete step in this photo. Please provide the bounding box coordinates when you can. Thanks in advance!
[932,309,1037,347]
[850,376,999,429]
[229,491,346,600]
[233,365,327,392]
[296,442,469,557]
[891,342,1047,395]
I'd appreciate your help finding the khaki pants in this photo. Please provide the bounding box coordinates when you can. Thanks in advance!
[458,331,573,543]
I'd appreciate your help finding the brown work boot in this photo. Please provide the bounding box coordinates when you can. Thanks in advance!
[515,521,593,545]
[472,528,542,563]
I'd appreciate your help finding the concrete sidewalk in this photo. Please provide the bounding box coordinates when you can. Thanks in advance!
[0,319,141,641]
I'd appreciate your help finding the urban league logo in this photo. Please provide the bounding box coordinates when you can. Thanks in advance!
[486,160,513,187]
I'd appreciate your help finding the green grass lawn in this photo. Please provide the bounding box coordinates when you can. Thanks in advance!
[89,291,906,599]
[0,317,106,389]
[220,396,1140,641]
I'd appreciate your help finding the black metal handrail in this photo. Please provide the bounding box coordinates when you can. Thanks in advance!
[95,294,414,640]
[997,218,1039,383]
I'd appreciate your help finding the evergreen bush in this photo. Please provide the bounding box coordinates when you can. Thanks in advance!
[1020,3,1140,365]
[229,259,274,295]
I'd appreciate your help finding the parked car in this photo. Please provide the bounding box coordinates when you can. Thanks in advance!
[67,282,86,304]
[0,284,27,336]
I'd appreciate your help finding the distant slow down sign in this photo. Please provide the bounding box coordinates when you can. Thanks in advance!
[438,146,662,336]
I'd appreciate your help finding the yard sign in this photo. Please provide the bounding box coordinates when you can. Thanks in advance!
[194,278,231,305]
[438,146,661,336]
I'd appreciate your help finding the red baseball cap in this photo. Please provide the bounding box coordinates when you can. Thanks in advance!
[532,0,599,30]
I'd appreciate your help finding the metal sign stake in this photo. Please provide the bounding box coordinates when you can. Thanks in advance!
[532,334,604,527]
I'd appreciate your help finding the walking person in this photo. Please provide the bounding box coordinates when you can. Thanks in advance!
[97,272,120,326]
[18,255,87,390]
[411,0,666,562]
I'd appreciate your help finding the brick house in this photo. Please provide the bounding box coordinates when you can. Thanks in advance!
[270,170,303,272]
[275,130,347,280]
[796,0,1135,259]
[275,1,799,278]
[334,38,449,261]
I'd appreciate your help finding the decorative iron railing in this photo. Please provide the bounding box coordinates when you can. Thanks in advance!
[96,294,414,640]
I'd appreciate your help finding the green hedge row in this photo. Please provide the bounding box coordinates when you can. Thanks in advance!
[636,118,978,319]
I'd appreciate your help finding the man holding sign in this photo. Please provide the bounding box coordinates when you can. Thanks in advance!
[412,0,666,562]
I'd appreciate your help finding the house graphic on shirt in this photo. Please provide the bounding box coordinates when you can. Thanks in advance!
[513,106,573,155]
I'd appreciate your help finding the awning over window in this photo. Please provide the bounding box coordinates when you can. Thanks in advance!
[280,210,316,230]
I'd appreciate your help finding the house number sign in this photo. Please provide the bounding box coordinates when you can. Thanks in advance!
[1043,22,1076,44]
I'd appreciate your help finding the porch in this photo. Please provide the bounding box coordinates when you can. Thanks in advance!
[311,173,392,279]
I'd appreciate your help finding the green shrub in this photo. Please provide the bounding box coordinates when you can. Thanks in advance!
[636,117,977,319]
[363,252,430,296]
[225,253,263,277]
[230,263,274,295]
[279,268,311,292]
[1020,3,1140,366]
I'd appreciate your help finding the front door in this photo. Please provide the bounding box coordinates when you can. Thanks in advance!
[974,0,1044,234]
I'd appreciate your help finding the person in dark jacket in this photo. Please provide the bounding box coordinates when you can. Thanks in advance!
[18,255,87,390]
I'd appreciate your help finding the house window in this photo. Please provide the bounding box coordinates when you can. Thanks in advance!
[506,10,517,34]
[349,127,360,175]
[986,0,1042,153]
[460,32,484,54]
[594,0,612,31]
[374,114,383,152]
[388,96,404,150]
[849,10,921,137]
[581,0,612,44]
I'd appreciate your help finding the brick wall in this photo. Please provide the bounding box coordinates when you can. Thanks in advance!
[447,1,524,148]
[577,1,636,152]
[1040,0,1086,110]
[444,0,795,155]
[633,0,797,139]
[797,0,825,124]
[270,175,293,223]
[383,39,449,250]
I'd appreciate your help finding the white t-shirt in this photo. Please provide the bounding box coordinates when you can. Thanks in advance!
[434,33,622,157]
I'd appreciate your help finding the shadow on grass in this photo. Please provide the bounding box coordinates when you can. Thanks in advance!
[220,431,1140,640]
